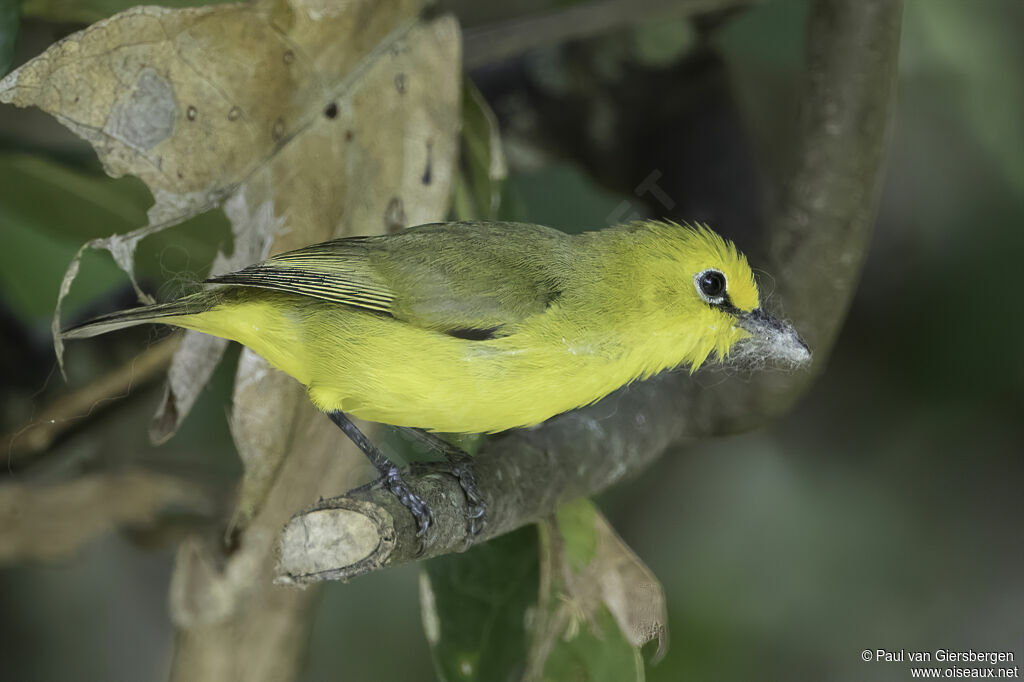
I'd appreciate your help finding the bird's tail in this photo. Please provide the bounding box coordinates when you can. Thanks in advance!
[61,291,217,339]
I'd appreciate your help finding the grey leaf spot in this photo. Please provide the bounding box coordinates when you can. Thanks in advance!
[104,68,177,151]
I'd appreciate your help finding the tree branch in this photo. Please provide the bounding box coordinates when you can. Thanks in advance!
[277,0,904,583]
[460,0,760,69]
[0,470,214,563]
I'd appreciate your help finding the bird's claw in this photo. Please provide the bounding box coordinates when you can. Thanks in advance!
[407,457,488,549]
[383,466,433,555]
[441,457,487,547]
[380,455,487,554]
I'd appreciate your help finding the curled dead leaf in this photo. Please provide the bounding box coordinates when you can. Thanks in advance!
[150,189,282,444]
[530,499,668,678]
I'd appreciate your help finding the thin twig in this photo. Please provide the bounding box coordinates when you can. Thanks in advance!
[2,337,179,466]
[0,469,214,563]
[461,0,760,69]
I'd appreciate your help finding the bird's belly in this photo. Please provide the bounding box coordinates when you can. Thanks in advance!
[305,322,632,433]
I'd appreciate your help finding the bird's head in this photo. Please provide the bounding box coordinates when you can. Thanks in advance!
[633,222,811,372]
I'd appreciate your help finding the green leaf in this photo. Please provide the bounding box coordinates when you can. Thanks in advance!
[421,526,540,682]
[21,0,234,24]
[453,79,507,220]
[0,154,146,321]
[420,501,665,682]
[541,606,645,682]
[554,497,599,571]
[0,0,17,77]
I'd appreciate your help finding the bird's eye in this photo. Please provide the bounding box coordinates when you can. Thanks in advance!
[695,269,727,302]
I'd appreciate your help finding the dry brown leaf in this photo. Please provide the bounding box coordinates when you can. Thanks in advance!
[226,348,305,534]
[150,188,282,444]
[0,0,425,223]
[591,509,668,657]
[529,499,668,677]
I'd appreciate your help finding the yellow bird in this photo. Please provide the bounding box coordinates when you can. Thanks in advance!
[64,220,809,539]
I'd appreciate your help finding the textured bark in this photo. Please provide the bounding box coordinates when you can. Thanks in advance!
[278,0,904,583]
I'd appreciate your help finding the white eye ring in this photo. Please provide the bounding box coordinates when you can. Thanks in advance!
[694,269,728,305]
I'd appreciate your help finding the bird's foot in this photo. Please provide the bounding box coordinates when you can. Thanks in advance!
[394,426,487,549]
[414,455,487,548]
[382,466,433,556]
[446,457,487,544]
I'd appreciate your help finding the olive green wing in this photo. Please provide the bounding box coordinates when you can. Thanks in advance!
[209,235,394,313]
[207,221,573,335]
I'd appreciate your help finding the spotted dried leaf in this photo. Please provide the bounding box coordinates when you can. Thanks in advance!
[0,0,457,403]
[0,0,460,518]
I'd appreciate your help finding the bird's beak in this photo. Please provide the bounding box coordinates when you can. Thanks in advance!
[735,308,811,367]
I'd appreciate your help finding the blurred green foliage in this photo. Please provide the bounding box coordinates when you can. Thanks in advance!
[0,155,124,321]
[0,154,227,323]
[542,607,641,682]
[500,165,625,235]
[424,498,657,681]
[0,0,16,76]
[1,0,1021,681]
